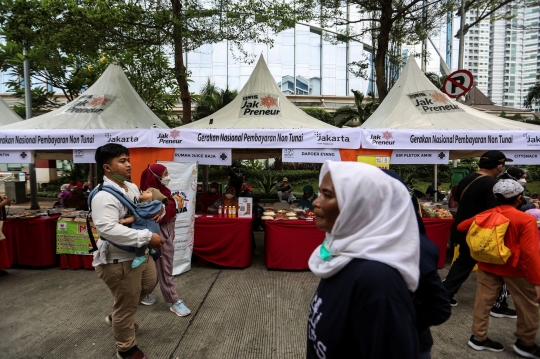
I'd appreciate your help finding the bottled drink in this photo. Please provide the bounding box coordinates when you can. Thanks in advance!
[231,206,236,218]
[224,206,229,218]
[218,205,223,217]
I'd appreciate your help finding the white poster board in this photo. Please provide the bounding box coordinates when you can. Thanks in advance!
[73,149,96,163]
[173,148,231,165]
[391,150,449,164]
[0,150,34,164]
[238,197,253,218]
[158,161,198,275]
[502,151,540,165]
[282,148,341,163]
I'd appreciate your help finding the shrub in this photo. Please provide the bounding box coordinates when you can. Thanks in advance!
[301,108,335,126]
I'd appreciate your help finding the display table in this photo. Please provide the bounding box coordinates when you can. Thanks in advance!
[0,239,10,269]
[264,220,325,270]
[60,254,94,270]
[2,215,61,267]
[422,218,454,269]
[194,215,253,268]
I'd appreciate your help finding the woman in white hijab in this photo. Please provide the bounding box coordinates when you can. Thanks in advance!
[306,161,420,359]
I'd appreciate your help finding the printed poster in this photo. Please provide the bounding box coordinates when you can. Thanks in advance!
[158,161,198,275]
[238,197,253,218]
[357,155,390,169]
[56,220,98,255]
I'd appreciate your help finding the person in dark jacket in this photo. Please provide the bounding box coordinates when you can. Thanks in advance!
[306,161,420,359]
[384,170,451,359]
[297,185,317,210]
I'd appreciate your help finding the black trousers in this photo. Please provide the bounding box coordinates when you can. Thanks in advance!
[444,241,508,307]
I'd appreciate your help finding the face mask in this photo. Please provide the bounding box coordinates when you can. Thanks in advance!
[518,179,527,186]
[108,168,131,183]
[160,175,171,187]
[225,194,234,199]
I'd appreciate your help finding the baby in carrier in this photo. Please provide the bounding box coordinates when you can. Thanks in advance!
[120,187,168,268]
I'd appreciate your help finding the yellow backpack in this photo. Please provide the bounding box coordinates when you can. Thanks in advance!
[466,207,512,265]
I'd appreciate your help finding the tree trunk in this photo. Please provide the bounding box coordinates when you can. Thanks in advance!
[171,0,192,124]
[374,2,393,103]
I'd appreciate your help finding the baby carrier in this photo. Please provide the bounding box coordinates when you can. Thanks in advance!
[86,183,159,253]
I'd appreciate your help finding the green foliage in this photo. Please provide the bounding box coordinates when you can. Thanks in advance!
[301,108,335,126]
[253,171,279,197]
[241,159,264,171]
[192,80,238,120]
[333,90,379,127]
[499,111,507,118]
[524,82,540,109]
[425,72,447,89]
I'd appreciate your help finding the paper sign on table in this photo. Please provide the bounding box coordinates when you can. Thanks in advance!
[238,197,253,218]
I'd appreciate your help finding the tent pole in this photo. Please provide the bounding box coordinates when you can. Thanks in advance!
[203,165,209,192]
[23,48,40,210]
[433,164,438,203]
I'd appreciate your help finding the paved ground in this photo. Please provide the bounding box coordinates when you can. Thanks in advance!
[0,205,537,358]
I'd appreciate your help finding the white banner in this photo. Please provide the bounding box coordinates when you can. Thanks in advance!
[361,129,540,150]
[0,150,34,164]
[150,128,360,149]
[173,148,231,165]
[73,149,96,163]
[503,150,540,164]
[239,93,281,117]
[391,150,450,164]
[158,161,198,275]
[282,148,341,163]
[0,129,149,150]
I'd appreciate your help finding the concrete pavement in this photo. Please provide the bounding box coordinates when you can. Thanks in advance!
[0,233,535,359]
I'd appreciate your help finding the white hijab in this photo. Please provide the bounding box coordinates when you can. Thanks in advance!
[308,161,420,291]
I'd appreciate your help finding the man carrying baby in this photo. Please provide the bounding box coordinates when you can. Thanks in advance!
[91,143,164,359]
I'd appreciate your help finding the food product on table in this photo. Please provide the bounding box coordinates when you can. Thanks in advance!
[434,209,453,219]
[262,216,274,220]
[263,211,275,216]
[274,213,288,220]
[285,212,297,217]
[420,204,436,218]
[277,210,287,214]
[305,210,316,219]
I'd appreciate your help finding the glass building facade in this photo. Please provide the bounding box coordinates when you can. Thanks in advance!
[186,24,374,97]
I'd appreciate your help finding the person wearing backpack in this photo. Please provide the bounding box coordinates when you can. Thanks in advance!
[91,144,164,359]
[458,179,540,357]
[443,150,517,318]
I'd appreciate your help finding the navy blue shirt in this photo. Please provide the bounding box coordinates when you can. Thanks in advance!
[306,259,418,359]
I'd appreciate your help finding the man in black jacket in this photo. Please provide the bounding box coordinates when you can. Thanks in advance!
[444,150,516,318]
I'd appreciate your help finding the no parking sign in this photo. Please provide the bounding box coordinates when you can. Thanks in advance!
[442,70,474,98]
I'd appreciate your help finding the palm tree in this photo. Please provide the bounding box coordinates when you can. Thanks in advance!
[524,82,540,109]
[192,79,238,120]
[333,90,379,128]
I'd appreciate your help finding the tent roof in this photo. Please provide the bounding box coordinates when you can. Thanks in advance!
[178,55,335,129]
[0,65,168,130]
[0,96,22,125]
[464,86,494,106]
[361,58,540,131]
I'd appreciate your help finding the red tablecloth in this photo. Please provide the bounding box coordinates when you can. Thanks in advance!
[264,220,325,270]
[194,215,253,268]
[0,239,10,269]
[60,254,94,270]
[422,218,454,269]
[2,215,61,267]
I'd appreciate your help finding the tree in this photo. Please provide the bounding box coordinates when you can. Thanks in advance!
[333,90,379,127]
[301,108,335,126]
[302,0,450,103]
[192,79,238,120]
[0,0,304,124]
[524,82,540,109]
[425,72,447,89]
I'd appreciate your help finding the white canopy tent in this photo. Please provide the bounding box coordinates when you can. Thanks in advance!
[179,55,335,130]
[361,57,540,159]
[0,96,22,125]
[0,64,168,130]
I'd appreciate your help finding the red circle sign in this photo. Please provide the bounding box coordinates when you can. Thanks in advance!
[442,69,474,98]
